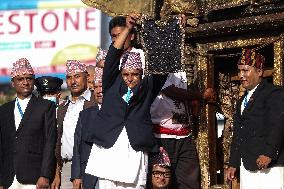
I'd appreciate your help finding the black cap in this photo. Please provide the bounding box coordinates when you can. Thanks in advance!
[35,76,63,94]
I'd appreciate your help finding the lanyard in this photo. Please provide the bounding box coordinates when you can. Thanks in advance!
[16,98,24,118]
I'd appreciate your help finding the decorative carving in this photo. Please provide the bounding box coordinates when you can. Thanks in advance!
[81,0,155,17]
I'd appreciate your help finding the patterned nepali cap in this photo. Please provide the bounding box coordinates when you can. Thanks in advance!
[152,147,171,168]
[121,52,143,70]
[96,48,108,63]
[66,60,87,75]
[238,48,265,69]
[11,58,34,78]
[94,67,103,83]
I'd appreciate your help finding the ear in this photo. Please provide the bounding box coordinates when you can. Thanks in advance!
[11,79,15,88]
[257,68,263,77]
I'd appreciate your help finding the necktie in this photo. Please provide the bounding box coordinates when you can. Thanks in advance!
[125,88,133,104]
[243,92,249,108]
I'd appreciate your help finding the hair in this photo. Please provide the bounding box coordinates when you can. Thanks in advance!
[109,16,125,34]
[108,16,136,35]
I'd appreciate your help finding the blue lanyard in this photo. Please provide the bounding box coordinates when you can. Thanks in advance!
[16,98,24,118]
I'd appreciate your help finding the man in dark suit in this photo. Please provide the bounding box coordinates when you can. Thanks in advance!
[0,58,57,189]
[71,66,105,189]
[83,14,167,188]
[226,49,284,188]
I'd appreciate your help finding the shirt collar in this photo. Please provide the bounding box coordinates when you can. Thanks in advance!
[16,94,32,102]
[247,84,259,96]
[67,89,92,104]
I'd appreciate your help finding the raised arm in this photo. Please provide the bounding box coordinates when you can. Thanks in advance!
[103,14,140,92]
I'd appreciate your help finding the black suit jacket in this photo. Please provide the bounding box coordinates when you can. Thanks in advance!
[71,105,99,187]
[83,45,167,152]
[229,80,284,171]
[0,95,57,188]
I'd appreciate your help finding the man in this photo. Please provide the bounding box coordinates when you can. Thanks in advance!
[0,58,57,189]
[53,60,96,189]
[35,76,63,105]
[83,14,167,189]
[86,65,96,91]
[71,66,104,189]
[226,49,284,188]
[149,147,172,189]
[150,72,215,189]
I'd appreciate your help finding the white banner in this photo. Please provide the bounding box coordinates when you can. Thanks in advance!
[0,7,101,72]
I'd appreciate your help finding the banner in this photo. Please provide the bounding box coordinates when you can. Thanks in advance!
[0,1,102,82]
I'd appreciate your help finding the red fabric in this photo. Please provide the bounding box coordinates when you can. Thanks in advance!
[238,48,265,69]
[153,124,191,136]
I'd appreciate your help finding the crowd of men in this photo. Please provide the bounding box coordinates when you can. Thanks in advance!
[0,13,284,189]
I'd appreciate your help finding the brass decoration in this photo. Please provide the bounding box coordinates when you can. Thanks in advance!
[184,45,197,85]
[273,38,284,86]
[81,0,155,17]
[201,0,250,14]
[202,36,279,51]
[161,0,198,16]
[196,45,211,189]
[218,73,239,177]
[186,12,284,38]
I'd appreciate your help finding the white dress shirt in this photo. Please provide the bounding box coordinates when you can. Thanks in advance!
[14,95,31,130]
[241,84,258,114]
[150,72,190,139]
[61,89,91,160]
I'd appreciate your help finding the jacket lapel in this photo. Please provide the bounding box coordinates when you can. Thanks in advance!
[6,100,16,132]
[128,81,145,109]
[16,95,36,133]
[241,80,266,116]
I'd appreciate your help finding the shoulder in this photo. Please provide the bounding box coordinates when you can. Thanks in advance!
[34,96,55,107]
[260,82,284,102]
[79,104,99,117]
[0,100,15,111]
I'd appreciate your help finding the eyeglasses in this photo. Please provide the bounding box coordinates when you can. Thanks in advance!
[152,171,171,178]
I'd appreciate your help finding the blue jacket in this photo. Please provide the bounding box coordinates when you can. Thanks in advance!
[71,105,100,187]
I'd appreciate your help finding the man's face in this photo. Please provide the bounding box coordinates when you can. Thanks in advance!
[12,74,35,99]
[66,72,88,97]
[121,68,142,89]
[110,26,134,51]
[152,165,171,189]
[87,73,95,91]
[86,66,96,91]
[238,65,263,90]
[93,81,103,104]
